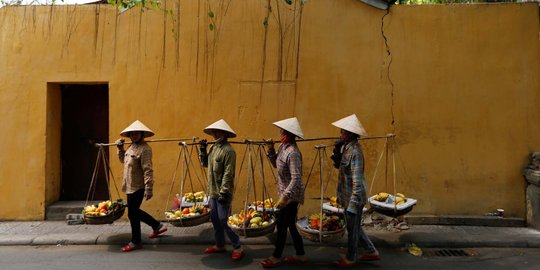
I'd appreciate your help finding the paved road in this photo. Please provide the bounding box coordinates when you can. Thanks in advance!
[1,245,539,270]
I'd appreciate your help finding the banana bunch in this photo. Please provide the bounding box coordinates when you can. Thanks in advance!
[373,192,408,205]
[252,198,274,208]
[372,192,390,202]
[184,191,206,202]
[394,193,407,205]
[329,196,342,208]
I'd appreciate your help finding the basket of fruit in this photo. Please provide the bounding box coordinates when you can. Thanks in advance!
[165,205,211,227]
[228,209,276,237]
[181,191,209,207]
[368,192,417,217]
[248,198,279,213]
[83,199,126,225]
[296,213,346,243]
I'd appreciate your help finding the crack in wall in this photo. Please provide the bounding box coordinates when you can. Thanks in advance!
[381,8,395,134]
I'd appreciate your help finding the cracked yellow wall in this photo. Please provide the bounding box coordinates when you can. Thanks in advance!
[0,1,538,220]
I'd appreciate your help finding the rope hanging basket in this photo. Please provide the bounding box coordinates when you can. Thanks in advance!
[83,200,126,225]
[227,143,278,238]
[164,143,212,227]
[166,207,212,227]
[83,146,126,225]
[366,135,419,218]
[296,216,345,243]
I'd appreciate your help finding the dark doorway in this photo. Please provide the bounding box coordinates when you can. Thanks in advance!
[60,84,109,201]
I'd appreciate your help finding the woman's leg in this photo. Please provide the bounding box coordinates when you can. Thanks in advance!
[209,198,226,248]
[272,204,289,258]
[127,189,144,244]
[217,201,241,249]
[285,202,305,256]
[345,211,361,261]
[357,206,376,253]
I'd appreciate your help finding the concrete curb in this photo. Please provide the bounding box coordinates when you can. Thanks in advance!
[1,221,540,248]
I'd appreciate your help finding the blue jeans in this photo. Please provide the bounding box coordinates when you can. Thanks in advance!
[209,198,241,249]
[345,207,376,261]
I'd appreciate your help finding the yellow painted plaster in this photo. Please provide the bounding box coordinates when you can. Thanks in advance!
[0,1,538,220]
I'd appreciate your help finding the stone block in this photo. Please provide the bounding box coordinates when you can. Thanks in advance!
[526,184,540,230]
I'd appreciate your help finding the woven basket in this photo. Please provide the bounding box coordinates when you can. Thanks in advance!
[167,209,211,227]
[296,216,345,243]
[84,205,126,225]
[231,219,276,238]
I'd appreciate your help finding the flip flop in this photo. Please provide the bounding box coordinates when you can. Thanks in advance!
[359,253,380,261]
[283,256,306,264]
[334,258,356,268]
[204,246,226,254]
[148,224,168,239]
[231,250,245,261]
[121,243,142,252]
[260,258,282,268]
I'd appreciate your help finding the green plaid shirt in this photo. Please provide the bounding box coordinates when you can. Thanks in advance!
[337,140,367,214]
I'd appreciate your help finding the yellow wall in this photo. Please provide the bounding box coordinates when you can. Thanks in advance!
[0,1,538,220]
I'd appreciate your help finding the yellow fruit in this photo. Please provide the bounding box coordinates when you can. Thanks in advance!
[250,223,259,228]
[395,197,406,204]
[262,221,269,227]
[250,217,262,224]
[175,210,182,217]
[396,193,406,198]
[378,192,390,200]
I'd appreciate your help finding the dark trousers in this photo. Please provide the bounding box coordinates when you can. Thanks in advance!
[209,198,241,249]
[273,202,305,258]
[127,189,160,244]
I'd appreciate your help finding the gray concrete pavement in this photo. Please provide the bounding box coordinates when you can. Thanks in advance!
[1,219,540,248]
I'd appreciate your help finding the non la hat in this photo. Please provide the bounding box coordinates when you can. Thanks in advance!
[203,119,237,138]
[272,117,304,139]
[331,114,368,136]
[120,120,155,138]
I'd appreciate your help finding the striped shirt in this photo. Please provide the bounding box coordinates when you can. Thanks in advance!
[117,142,154,194]
[268,142,304,204]
[337,140,367,214]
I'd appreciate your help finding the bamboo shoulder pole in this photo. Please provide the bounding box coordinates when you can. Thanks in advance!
[95,137,199,147]
[95,134,396,147]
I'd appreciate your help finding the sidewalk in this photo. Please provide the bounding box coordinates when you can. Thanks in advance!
[1,219,540,248]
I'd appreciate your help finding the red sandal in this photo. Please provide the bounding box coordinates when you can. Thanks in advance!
[231,249,245,261]
[283,256,306,264]
[260,258,282,268]
[335,258,356,268]
[359,253,380,261]
[148,224,168,239]
[204,246,226,254]
[121,243,142,252]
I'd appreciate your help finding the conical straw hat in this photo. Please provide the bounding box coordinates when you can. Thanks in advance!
[331,114,368,136]
[120,120,155,138]
[273,117,304,139]
[203,119,237,138]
